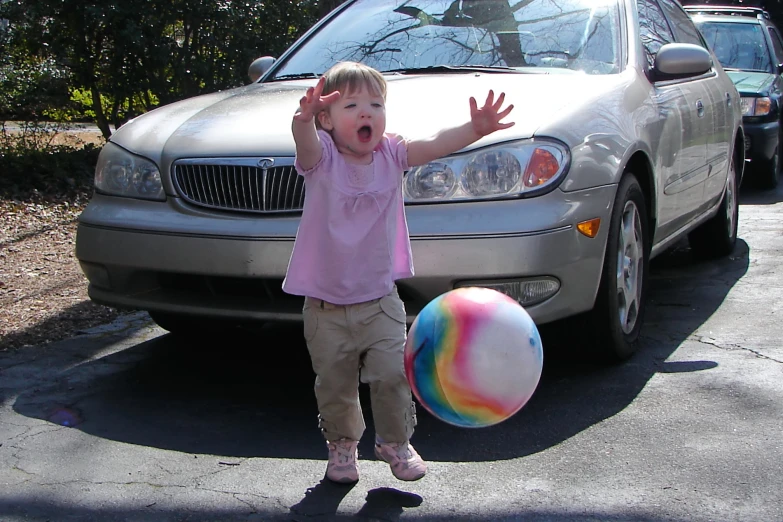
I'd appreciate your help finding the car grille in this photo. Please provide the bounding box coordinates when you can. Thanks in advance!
[172,160,304,213]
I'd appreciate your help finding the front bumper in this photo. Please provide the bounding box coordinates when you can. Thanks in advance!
[743,119,779,165]
[76,185,616,325]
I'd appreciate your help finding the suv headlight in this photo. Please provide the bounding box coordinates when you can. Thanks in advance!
[404,139,569,203]
[741,96,772,117]
[94,142,165,201]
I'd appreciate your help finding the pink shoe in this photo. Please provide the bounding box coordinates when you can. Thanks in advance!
[374,441,427,481]
[326,439,359,484]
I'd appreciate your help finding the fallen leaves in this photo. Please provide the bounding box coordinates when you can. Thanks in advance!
[0,195,124,351]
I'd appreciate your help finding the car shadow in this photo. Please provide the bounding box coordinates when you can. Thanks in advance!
[0,497,714,522]
[739,177,783,205]
[10,239,749,463]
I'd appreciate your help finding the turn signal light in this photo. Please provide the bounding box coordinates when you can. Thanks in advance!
[577,218,601,238]
[523,148,560,187]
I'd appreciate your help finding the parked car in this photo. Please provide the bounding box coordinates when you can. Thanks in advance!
[75,0,744,361]
[686,4,782,189]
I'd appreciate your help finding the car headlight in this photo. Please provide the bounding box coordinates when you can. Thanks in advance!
[404,139,569,203]
[94,142,165,201]
[740,96,772,117]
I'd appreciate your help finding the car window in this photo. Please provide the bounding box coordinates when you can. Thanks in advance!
[698,21,773,72]
[657,0,707,47]
[638,0,674,68]
[767,26,783,67]
[270,0,621,78]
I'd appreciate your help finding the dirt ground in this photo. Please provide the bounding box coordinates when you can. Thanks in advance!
[0,129,127,352]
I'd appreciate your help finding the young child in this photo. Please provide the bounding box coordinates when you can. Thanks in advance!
[283,61,514,483]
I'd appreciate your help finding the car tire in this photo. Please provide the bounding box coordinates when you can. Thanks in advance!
[589,174,650,362]
[757,146,780,190]
[688,152,739,259]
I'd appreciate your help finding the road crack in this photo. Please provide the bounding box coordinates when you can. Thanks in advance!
[695,335,783,363]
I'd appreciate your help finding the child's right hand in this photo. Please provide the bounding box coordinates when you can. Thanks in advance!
[294,76,341,123]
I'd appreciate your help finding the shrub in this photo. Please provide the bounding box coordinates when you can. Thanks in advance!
[0,121,102,200]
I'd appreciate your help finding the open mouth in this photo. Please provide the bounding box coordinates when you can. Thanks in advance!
[358,125,372,143]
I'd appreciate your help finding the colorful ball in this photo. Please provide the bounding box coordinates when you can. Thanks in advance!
[404,287,543,428]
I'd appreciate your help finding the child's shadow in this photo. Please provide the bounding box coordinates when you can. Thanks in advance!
[290,479,355,520]
[290,481,422,521]
[355,487,423,519]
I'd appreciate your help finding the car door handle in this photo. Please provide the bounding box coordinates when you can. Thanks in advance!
[726,92,732,107]
[697,100,705,117]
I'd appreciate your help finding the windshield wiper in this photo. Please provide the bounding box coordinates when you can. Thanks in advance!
[382,65,526,75]
[268,72,321,81]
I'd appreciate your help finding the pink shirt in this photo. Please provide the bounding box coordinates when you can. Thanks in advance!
[282,130,414,305]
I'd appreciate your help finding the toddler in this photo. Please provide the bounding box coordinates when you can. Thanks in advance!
[283,61,514,483]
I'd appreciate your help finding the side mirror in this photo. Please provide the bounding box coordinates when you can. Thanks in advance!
[248,56,277,83]
[652,43,712,82]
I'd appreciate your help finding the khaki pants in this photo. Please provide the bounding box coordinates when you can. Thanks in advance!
[302,287,417,443]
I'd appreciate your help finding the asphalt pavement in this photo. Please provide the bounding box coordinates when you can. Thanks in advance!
[0,183,781,522]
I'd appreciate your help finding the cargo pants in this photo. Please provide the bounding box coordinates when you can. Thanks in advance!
[302,286,417,443]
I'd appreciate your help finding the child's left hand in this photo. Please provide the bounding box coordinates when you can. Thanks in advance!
[469,90,515,137]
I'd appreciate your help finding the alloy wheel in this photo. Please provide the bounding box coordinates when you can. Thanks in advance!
[615,200,644,334]
[725,159,737,239]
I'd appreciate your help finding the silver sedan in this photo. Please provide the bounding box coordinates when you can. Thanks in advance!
[76,0,744,361]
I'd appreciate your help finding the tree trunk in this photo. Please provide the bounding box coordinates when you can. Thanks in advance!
[90,86,112,139]
[319,0,342,18]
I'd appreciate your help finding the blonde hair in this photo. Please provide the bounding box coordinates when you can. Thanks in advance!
[316,62,387,129]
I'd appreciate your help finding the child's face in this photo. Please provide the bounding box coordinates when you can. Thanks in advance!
[318,84,386,163]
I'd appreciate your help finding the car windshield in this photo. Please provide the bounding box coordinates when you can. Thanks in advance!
[697,21,773,72]
[269,0,621,79]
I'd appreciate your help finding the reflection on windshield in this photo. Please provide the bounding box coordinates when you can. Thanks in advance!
[698,22,772,73]
[271,0,620,79]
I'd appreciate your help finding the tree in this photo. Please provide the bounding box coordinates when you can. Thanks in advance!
[318,0,344,18]
[0,0,321,138]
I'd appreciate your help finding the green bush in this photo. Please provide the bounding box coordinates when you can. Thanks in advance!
[0,56,70,122]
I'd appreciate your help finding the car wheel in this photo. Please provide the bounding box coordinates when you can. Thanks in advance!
[590,175,649,362]
[757,146,780,190]
[688,153,739,259]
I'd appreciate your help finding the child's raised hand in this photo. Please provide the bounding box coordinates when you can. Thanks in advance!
[469,90,515,137]
[294,76,341,123]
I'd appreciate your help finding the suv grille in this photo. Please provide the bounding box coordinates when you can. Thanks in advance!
[172,160,304,213]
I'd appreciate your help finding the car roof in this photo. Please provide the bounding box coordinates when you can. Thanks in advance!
[683,5,770,19]
[685,5,772,26]
[690,14,765,25]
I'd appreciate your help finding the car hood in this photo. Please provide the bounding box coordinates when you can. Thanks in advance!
[726,70,776,95]
[110,72,620,163]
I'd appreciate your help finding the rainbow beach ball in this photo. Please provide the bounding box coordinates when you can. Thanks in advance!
[404,287,543,428]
